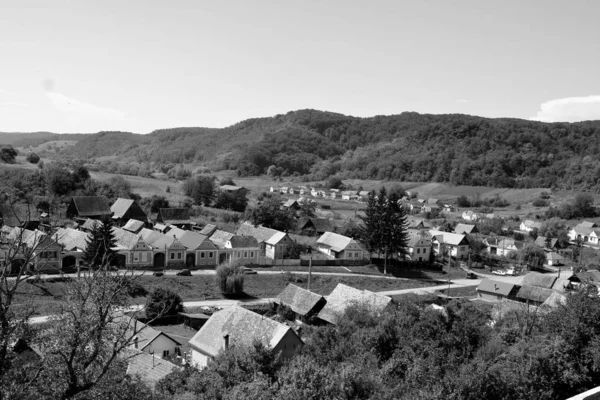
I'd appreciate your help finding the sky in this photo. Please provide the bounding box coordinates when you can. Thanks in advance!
[0,0,599,133]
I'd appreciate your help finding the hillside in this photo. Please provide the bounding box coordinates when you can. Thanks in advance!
[6,110,600,190]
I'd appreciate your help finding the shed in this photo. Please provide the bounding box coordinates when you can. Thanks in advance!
[476,279,517,302]
[66,196,112,220]
[274,284,326,322]
[178,312,210,330]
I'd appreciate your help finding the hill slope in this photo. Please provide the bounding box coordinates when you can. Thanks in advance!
[8,110,600,190]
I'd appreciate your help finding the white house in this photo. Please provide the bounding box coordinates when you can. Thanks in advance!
[189,306,303,369]
[316,232,364,260]
[462,210,479,222]
[407,235,431,262]
[429,230,470,259]
[520,220,542,233]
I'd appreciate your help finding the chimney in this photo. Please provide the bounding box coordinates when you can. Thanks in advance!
[223,334,229,351]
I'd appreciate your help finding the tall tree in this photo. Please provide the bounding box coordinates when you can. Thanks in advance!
[82,218,117,269]
[247,198,295,232]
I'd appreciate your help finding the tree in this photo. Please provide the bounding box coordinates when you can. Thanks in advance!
[297,199,316,218]
[26,152,40,164]
[247,198,295,232]
[184,176,216,206]
[145,288,183,320]
[82,218,117,269]
[214,190,248,212]
[327,176,343,189]
[216,262,244,296]
[220,177,236,186]
[143,195,169,214]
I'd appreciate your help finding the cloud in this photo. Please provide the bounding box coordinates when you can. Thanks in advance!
[0,101,28,108]
[456,99,469,104]
[531,95,600,122]
[46,91,125,119]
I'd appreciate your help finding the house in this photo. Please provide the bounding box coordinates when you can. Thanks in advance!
[220,185,247,194]
[454,223,478,235]
[236,222,292,260]
[462,210,479,222]
[316,232,364,260]
[516,285,556,306]
[156,208,195,230]
[274,284,326,322]
[546,251,565,266]
[520,219,542,233]
[534,236,559,250]
[66,196,112,220]
[576,221,596,228]
[80,218,102,232]
[429,230,470,259]
[568,270,600,286]
[3,227,62,272]
[178,312,210,330]
[173,230,218,267]
[208,229,235,249]
[476,279,518,302]
[126,317,182,359]
[153,223,169,233]
[358,191,370,201]
[125,238,154,268]
[485,237,523,257]
[282,199,300,210]
[110,198,147,225]
[189,306,303,369]
[421,204,440,214]
[288,188,297,195]
[279,187,289,194]
[443,204,455,213]
[125,350,181,390]
[341,191,357,201]
[223,235,260,264]
[296,218,333,236]
[54,227,90,270]
[269,186,276,193]
[406,217,432,230]
[427,198,439,205]
[317,283,392,325]
[407,235,431,262]
[122,219,145,234]
[310,188,319,197]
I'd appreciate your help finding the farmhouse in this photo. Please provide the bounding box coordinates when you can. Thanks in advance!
[198,224,217,236]
[520,219,542,233]
[430,230,470,259]
[222,235,259,264]
[125,350,181,390]
[545,251,565,266]
[2,227,62,272]
[189,306,303,369]
[462,210,479,222]
[407,234,431,262]
[66,196,112,220]
[236,221,292,259]
[274,284,326,322]
[127,318,181,359]
[534,236,559,250]
[220,185,247,194]
[316,232,364,260]
[317,283,392,325]
[282,199,300,210]
[485,238,523,257]
[476,279,518,302]
[454,223,478,235]
[110,198,147,225]
[297,217,333,236]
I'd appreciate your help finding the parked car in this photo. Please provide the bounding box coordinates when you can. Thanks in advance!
[465,272,478,279]
[505,269,517,276]
[240,266,257,275]
[176,269,192,276]
[492,270,506,276]
[153,271,164,277]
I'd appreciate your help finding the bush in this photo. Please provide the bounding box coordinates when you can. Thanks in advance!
[216,262,245,296]
[277,303,296,321]
[145,288,184,320]
[532,198,548,207]
[26,152,40,164]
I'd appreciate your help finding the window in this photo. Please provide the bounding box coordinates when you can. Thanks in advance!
[134,253,139,261]
[163,350,170,358]
[177,252,182,259]
[170,253,175,260]
[244,251,247,258]
[237,252,240,258]
[250,251,254,258]
[417,248,420,254]
[209,252,213,258]
[200,252,205,259]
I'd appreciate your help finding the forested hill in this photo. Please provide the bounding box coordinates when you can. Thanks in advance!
[12,109,600,190]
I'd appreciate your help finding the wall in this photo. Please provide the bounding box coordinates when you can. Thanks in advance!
[190,348,210,369]
[142,334,179,359]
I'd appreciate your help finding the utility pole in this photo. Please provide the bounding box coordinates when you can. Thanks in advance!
[308,247,312,292]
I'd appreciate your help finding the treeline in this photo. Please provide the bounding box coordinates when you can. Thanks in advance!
[27,109,600,190]
[156,292,600,399]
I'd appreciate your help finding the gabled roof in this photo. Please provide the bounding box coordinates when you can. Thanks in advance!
[317,283,392,324]
[275,284,325,317]
[177,230,208,250]
[189,306,300,358]
[427,198,439,204]
[111,198,135,219]
[522,272,557,289]
[542,291,567,308]
[517,285,555,303]
[546,251,565,261]
[316,232,356,253]
[125,350,181,390]
[534,236,558,248]
[522,219,542,229]
[408,235,431,248]
[149,234,176,250]
[55,227,89,251]
[297,218,333,234]
[283,199,299,208]
[429,230,467,246]
[123,219,145,233]
[577,221,596,228]
[476,279,516,297]
[209,230,235,249]
[265,231,287,246]
[81,218,102,231]
[220,185,244,192]
[70,196,112,217]
[236,221,281,244]
[228,235,259,248]
[112,227,141,251]
[139,228,166,247]
[165,226,187,240]
[572,270,600,283]
[157,208,192,225]
[199,224,217,236]
[454,223,477,234]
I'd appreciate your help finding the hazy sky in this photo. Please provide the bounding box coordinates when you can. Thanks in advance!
[1,0,599,133]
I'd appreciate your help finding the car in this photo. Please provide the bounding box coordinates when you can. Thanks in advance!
[465,272,478,279]
[153,271,164,277]
[240,266,257,275]
[505,269,517,276]
[176,269,192,276]
[492,270,506,276]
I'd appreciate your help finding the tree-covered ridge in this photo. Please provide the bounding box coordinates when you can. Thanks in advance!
[39,109,600,190]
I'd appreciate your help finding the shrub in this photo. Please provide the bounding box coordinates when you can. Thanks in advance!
[532,198,548,207]
[277,303,296,321]
[26,152,40,164]
[145,288,184,320]
[216,262,245,296]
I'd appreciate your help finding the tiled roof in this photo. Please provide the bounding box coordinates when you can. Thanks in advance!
[522,272,557,289]
[139,228,166,247]
[429,230,467,246]
[236,221,281,244]
[220,185,244,192]
[189,306,299,358]
[111,198,135,219]
[265,231,287,246]
[81,218,102,231]
[177,231,208,250]
[517,285,555,303]
[209,230,235,249]
[199,224,217,236]
[123,219,145,233]
[454,223,476,235]
[112,227,141,251]
[70,196,112,217]
[297,218,332,233]
[534,236,558,248]
[283,199,299,208]
[476,279,515,297]
[542,291,567,308]
[573,270,600,283]
[316,232,354,253]
[228,235,259,248]
[317,283,392,324]
[55,227,89,251]
[577,221,596,228]
[275,284,325,316]
[125,350,181,389]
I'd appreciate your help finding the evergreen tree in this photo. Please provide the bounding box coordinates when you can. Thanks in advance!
[82,218,117,269]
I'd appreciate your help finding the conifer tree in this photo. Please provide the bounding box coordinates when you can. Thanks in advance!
[82,218,117,269]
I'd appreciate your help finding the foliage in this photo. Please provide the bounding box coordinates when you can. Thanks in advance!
[145,287,184,320]
[0,146,17,163]
[216,262,245,295]
[532,198,549,207]
[546,192,597,220]
[214,190,248,212]
[183,175,216,206]
[297,199,316,218]
[538,218,570,248]
[140,194,170,214]
[82,218,117,269]
[220,177,236,186]
[26,152,40,164]
[247,197,295,232]
[327,176,343,189]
